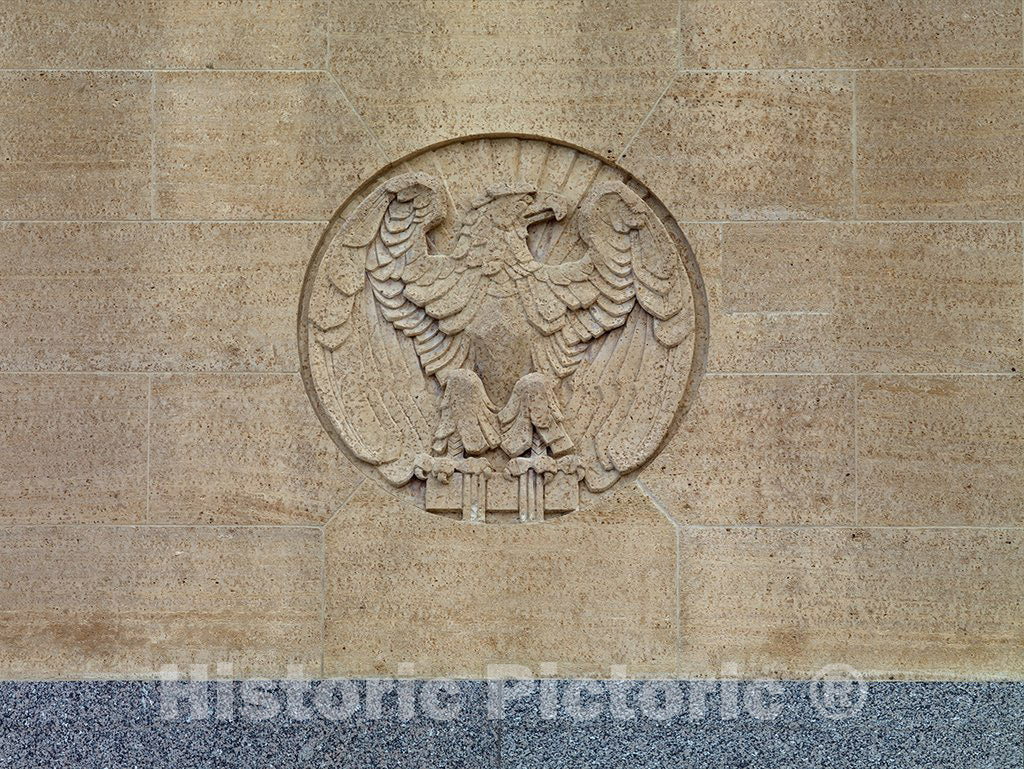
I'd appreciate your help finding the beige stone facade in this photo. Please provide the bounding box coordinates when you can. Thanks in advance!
[0,1,1021,680]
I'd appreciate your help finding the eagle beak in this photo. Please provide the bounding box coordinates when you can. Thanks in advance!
[523,193,568,226]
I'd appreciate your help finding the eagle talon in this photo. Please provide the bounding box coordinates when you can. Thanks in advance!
[433,457,457,484]
[432,369,500,457]
[497,372,575,458]
[504,452,580,483]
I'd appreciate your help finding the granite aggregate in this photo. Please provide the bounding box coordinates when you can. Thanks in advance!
[0,681,496,769]
[501,681,1024,769]
[1,681,1020,768]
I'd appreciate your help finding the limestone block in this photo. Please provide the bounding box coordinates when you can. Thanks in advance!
[856,71,1024,220]
[328,0,678,159]
[679,527,1024,679]
[154,71,384,220]
[324,482,676,677]
[0,525,321,679]
[693,224,845,374]
[716,222,1023,373]
[0,222,322,372]
[623,71,854,221]
[681,0,1023,68]
[149,374,358,525]
[0,0,327,69]
[0,374,147,524]
[0,72,151,220]
[858,375,1024,526]
[639,374,856,525]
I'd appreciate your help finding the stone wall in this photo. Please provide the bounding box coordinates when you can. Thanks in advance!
[0,1,1021,680]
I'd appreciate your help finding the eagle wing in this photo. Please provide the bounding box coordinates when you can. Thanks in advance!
[306,172,474,485]
[523,182,695,492]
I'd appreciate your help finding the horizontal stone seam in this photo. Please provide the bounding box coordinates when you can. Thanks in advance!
[0,371,1017,377]
[703,372,1023,377]
[0,219,330,224]
[675,66,1024,73]
[2,66,1022,74]
[678,524,1024,531]
[0,67,324,73]
[1,672,1018,682]
[0,523,324,530]
[1,219,1019,225]
[0,523,1018,532]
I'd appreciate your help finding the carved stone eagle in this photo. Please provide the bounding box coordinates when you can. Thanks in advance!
[305,170,695,520]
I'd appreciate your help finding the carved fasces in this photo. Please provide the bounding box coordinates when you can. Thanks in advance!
[302,138,700,523]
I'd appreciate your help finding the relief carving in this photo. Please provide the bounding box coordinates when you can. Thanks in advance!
[300,137,706,523]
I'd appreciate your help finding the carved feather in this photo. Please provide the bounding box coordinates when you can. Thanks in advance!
[527,181,694,491]
[308,171,474,484]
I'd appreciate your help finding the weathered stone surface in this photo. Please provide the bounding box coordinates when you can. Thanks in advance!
[694,224,843,373]
[857,70,1024,220]
[0,375,147,524]
[680,527,1024,679]
[681,0,1023,68]
[328,1,678,160]
[323,481,676,677]
[623,72,854,221]
[0,222,322,372]
[717,222,1023,373]
[720,224,836,315]
[0,525,321,678]
[0,72,151,220]
[150,374,358,525]
[0,0,327,69]
[640,375,856,525]
[154,71,383,220]
[858,376,1024,526]
[835,224,1023,372]
[0,0,1021,686]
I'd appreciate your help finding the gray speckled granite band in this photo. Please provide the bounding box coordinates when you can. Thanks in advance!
[1,681,1020,768]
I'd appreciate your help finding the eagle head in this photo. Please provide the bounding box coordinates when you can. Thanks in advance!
[466,183,567,237]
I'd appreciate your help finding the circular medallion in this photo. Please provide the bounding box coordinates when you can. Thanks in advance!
[299,135,708,523]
